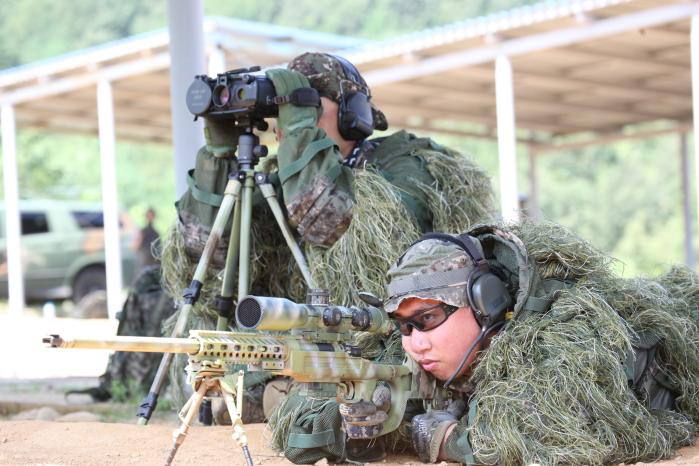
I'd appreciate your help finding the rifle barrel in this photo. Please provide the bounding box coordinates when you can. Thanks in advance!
[42,334,200,354]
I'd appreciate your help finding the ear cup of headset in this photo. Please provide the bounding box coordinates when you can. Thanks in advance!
[468,272,512,328]
[338,91,374,140]
[328,54,375,141]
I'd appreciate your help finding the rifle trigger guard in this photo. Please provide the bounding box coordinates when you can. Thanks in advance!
[337,381,354,401]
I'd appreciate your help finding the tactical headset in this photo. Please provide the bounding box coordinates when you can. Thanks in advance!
[411,232,512,329]
[406,233,513,387]
[327,54,375,141]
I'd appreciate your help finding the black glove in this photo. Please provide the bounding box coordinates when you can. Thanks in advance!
[339,383,391,439]
[411,400,467,463]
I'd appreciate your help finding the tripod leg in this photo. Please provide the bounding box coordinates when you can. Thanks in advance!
[237,173,255,298]
[257,182,317,288]
[216,192,242,331]
[164,381,208,466]
[137,178,243,425]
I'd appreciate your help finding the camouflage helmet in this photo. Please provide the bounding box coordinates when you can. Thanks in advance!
[288,52,388,131]
[384,238,483,313]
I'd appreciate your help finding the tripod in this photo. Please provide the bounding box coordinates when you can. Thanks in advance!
[136,127,317,460]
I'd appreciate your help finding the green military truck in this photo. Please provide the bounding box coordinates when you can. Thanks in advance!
[0,200,136,304]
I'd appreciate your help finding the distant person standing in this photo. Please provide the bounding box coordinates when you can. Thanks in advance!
[135,208,160,269]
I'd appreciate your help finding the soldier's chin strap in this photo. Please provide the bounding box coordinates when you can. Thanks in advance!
[443,320,507,389]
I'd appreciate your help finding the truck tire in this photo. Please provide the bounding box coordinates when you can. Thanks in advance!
[71,290,108,318]
[72,265,106,303]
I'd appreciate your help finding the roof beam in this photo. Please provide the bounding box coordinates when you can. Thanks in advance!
[389,119,496,141]
[390,119,541,146]
[446,61,690,105]
[0,32,170,89]
[363,2,699,86]
[561,45,686,74]
[378,101,587,134]
[386,78,676,122]
[16,114,173,144]
[511,68,688,102]
[642,25,691,41]
[531,121,691,154]
[0,54,170,105]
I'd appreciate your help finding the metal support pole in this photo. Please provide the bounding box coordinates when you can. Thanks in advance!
[680,132,696,268]
[527,147,541,221]
[692,15,699,267]
[167,0,206,198]
[97,80,124,319]
[495,55,520,222]
[1,104,25,316]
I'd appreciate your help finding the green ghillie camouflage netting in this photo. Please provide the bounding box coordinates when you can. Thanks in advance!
[657,265,699,324]
[418,147,495,234]
[160,149,493,407]
[304,169,421,305]
[466,221,699,465]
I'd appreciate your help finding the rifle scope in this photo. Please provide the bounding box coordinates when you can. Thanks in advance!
[236,296,392,334]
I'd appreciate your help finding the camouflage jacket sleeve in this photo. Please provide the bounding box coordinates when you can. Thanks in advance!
[443,402,479,465]
[276,127,355,247]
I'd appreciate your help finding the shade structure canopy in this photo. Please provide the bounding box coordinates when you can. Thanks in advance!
[0,1,695,148]
[2,0,699,318]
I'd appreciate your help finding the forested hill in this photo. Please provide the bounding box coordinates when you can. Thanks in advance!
[0,0,693,276]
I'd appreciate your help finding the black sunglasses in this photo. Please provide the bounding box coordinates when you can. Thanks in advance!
[391,303,459,336]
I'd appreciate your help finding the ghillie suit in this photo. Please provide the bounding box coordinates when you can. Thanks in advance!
[70,265,176,402]
[269,221,699,465]
[461,223,699,465]
[159,131,494,412]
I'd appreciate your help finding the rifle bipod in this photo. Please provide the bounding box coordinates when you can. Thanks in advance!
[137,127,317,425]
[164,370,253,466]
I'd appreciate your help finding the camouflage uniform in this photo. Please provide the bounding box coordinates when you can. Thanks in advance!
[276,52,431,246]
[272,223,699,465]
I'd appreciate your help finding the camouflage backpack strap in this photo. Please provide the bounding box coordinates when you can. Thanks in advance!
[176,146,237,233]
[277,137,338,185]
[185,169,224,207]
[521,278,574,314]
[366,131,437,232]
[369,130,495,233]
